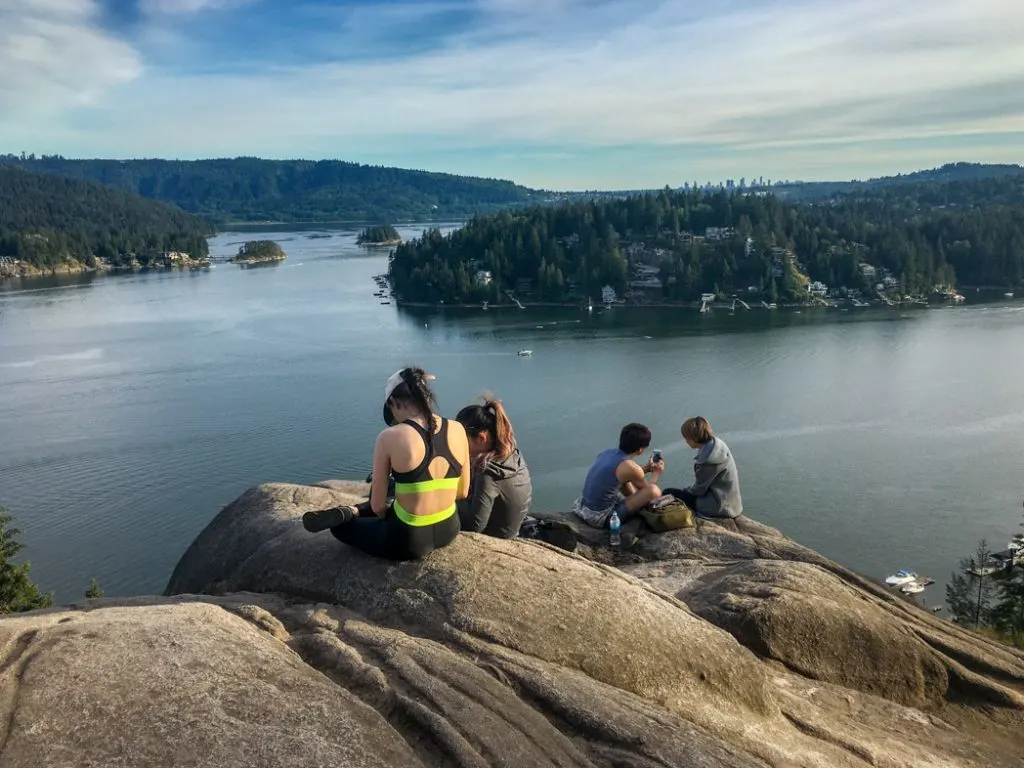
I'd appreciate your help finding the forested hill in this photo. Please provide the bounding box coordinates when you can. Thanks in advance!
[774,162,1024,202]
[389,186,1024,304]
[3,156,542,224]
[0,164,214,270]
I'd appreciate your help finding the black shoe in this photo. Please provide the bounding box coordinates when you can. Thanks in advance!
[302,506,354,532]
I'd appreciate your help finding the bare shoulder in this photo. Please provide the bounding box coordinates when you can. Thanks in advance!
[617,458,643,479]
[446,418,468,440]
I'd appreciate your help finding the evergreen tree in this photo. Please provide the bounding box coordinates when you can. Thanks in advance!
[991,503,1024,638]
[946,540,997,627]
[85,578,104,599]
[0,508,53,614]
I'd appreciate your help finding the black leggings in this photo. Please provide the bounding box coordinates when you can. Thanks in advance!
[330,501,460,561]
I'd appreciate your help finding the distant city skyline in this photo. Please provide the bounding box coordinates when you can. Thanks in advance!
[1,0,1022,189]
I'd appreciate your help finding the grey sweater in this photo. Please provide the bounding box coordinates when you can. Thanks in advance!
[457,447,533,539]
[687,437,743,519]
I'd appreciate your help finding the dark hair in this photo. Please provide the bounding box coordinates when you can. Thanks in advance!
[681,417,713,444]
[456,397,516,460]
[388,367,437,423]
[618,423,652,454]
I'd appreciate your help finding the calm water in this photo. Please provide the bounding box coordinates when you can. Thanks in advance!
[2,225,1023,603]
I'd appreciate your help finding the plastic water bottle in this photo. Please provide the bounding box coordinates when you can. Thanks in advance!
[609,511,621,549]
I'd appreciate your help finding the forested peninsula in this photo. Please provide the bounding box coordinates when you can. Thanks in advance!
[0,164,214,277]
[3,156,540,224]
[388,173,1024,306]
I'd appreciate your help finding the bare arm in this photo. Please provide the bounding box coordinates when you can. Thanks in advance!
[451,421,472,501]
[369,431,391,516]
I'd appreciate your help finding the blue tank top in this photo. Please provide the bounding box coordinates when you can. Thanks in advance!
[581,448,628,510]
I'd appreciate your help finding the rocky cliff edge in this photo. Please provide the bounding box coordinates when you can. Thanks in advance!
[1,481,1022,768]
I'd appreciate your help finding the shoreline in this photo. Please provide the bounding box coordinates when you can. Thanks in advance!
[391,299,946,311]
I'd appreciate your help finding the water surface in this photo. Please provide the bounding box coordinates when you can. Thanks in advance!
[2,225,1022,602]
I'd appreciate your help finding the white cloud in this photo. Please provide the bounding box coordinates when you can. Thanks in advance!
[1,0,1022,187]
[138,0,253,15]
[0,0,141,118]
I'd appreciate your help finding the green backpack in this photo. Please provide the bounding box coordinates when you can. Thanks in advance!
[639,497,694,532]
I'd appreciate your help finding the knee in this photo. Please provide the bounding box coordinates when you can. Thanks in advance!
[649,484,662,500]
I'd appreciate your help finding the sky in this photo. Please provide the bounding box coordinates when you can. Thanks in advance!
[1,0,1023,189]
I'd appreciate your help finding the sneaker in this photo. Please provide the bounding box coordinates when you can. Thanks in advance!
[302,506,354,532]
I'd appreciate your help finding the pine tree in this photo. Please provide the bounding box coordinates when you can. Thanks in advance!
[85,578,104,599]
[991,502,1024,638]
[0,508,53,614]
[946,540,997,627]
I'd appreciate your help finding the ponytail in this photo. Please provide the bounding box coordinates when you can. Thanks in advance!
[456,396,516,460]
[389,367,437,424]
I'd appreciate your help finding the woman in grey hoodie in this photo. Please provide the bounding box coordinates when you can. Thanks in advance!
[663,416,743,520]
[455,399,532,539]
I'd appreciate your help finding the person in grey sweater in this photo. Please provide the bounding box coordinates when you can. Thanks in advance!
[663,417,743,519]
[455,399,533,539]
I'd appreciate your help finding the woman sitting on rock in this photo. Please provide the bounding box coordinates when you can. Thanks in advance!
[663,416,743,520]
[303,367,470,560]
[455,397,532,539]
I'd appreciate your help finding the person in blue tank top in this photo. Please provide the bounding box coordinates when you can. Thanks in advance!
[573,422,663,528]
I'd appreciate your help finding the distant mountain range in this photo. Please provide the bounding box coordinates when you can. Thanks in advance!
[772,162,1024,201]
[0,155,544,225]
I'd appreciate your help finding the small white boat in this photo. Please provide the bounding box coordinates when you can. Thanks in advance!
[885,569,918,586]
[900,577,934,594]
[1004,292,1014,299]
[482,301,489,311]
[517,349,533,357]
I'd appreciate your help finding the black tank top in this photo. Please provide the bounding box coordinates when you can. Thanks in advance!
[392,417,463,486]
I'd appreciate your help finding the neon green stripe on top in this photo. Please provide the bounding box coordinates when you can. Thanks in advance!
[394,477,460,494]
[394,501,456,527]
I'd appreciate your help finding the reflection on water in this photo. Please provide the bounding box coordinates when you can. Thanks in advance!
[2,225,1023,604]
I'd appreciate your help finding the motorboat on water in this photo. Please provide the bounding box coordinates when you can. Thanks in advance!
[900,577,934,594]
[1005,292,1015,298]
[885,569,918,586]
[518,349,533,357]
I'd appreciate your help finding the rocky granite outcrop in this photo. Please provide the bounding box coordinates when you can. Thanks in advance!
[2,481,1023,768]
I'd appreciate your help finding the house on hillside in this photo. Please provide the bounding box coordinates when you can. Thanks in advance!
[705,226,735,242]
[807,281,828,297]
[601,285,618,304]
[859,263,877,279]
[475,269,493,286]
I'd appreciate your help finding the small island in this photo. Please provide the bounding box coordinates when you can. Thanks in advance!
[357,225,402,247]
[230,240,287,266]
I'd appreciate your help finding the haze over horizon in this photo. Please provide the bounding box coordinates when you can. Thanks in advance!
[2,0,1023,189]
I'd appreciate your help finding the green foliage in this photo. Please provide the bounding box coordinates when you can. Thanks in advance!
[357,225,401,244]
[231,240,286,262]
[0,508,53,614]
[0,164,213,271]
[5,156,540,224]
[85,578,104,599]
[390,184,1024,304]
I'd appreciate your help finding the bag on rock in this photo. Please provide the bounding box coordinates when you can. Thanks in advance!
[519,517,578,552]
[639,496,694,532]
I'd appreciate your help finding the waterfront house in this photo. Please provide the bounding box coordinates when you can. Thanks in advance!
[807,281,828,297]
[601,285,618,304]
[475,269,493,287]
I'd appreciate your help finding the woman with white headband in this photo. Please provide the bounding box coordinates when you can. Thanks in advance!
[302,366,470,560]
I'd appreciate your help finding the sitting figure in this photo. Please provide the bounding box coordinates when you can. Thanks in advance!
[303,367,470,560]
[573,422,663,528]
[663,417,743,520]
[455,398,532,539]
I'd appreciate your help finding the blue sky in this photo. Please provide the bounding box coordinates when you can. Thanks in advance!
[1,0,1022,189]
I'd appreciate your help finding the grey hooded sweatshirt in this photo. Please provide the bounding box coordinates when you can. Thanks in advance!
[687,437,743,519]
[458,447,533,539]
